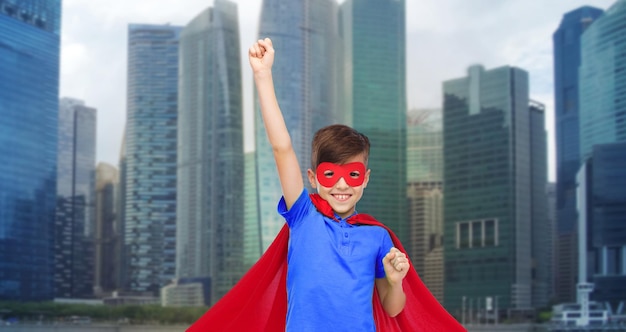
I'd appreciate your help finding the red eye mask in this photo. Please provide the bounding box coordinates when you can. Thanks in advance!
[315,162,366,187]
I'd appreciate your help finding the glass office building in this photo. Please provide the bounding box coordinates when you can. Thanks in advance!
[124,24,181,294]
[577,0,626,309]
[340,0,407,242]
[55,98,97,298]
[117,134,129,292]
[255,0,340,250]
[244,151,261,268]
[406,109,444,302]
[529,101,550,309]
[94,162,119,297]
[577,142,626,308]
[579,0,626,161]
[553,6,603,303]
[443,65,537,313]
[176,0,244,305]
[0,0,61,301]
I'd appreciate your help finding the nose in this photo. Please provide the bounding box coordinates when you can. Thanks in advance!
[335,176,349,189]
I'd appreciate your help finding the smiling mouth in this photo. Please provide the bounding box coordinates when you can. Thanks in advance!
[332,194,352,201]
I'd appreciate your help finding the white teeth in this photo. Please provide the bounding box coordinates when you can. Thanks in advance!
[334,194,350,200]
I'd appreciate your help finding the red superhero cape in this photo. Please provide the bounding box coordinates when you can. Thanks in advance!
[187,194,466,331]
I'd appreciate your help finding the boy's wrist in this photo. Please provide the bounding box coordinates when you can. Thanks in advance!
[253,69,273,80]
[386,277,403,289]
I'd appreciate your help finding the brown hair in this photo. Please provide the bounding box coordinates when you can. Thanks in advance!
[311,124,370,169]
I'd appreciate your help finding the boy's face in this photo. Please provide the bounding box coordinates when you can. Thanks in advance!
[307,154,370,219]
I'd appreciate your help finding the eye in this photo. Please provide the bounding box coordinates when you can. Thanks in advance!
[323,170,334,178]
[349,171,361,178]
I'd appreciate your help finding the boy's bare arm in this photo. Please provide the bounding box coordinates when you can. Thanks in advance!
[249,38,304,209]
[375,247,409,317]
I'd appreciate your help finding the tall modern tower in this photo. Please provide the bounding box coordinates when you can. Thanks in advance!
[255,0,340,250]
[579,0,626,160]
[55,98,97,299]
[546,182,557,302]
[117,131,128,293]
[94,162,119,297]
[176,0,244,305]
[124,24,181,295]
[577,142,626,309]
[244,151,261,268]
[340,0,407,242]
[578,0,626,309]
[552,5,604,303]
[406,109,444,302]
[529,101,550,309]
[443,65,539,314]
[0,0,61,301]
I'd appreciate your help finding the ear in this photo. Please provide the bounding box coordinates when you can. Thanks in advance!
[307,168,317,188]
[362,168,371,188]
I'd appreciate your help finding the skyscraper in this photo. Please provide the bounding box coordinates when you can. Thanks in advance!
[546,182,557,301]
[94,162,119,297]
[0,0,61,301]
[579,0,626,160]
[529,101,551,309]
[244,151,261,268]
[124,23,181,295]
[577,0,626,309]
[552,5,604,303]
[577,142,626,308]
[55,97,97,299]
[340,0,407,242]
[406,108,444,302]
[255,0,340,250]
[176,0,244,305]
[117,131,128,294]
[443,65,541,314]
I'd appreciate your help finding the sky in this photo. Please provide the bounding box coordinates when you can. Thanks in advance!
[60,0,618,182]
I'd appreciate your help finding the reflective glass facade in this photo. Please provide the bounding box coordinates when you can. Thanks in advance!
[341,0,407,243]
[578,143,626,307]
[255,0,340,250]
[579,1,626,160]
[243,151,261,268]
[529,101,551,309]
[552,5,604,303]
[176,0,244,305]
[407,109,442,183]
[406,109,444,302]
[0,0,61,301]
[94,162,119,296]
[124,24,181,294]
[577,1,626,309]
[443,66,534,312]
[55,98,97,298]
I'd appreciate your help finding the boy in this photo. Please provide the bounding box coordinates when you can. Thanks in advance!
[250,37,408,331]
[187,38,466,332]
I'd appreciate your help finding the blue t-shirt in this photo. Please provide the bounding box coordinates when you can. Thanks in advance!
[278,189,394,332]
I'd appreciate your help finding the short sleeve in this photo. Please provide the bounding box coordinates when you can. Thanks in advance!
[375,230,394,279]
[277,189,313,229]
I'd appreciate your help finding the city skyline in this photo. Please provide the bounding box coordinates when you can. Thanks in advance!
[2,0,623,315]
[61,0,616,180]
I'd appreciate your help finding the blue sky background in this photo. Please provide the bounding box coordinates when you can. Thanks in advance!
[60,0,618,181]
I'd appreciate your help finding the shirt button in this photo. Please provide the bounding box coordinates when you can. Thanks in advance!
[344,232,348,238]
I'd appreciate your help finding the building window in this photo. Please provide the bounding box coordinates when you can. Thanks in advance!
[458,223,469,248]
[606,246,622,275]
[471,221,482,248]
[456,219,498,249]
